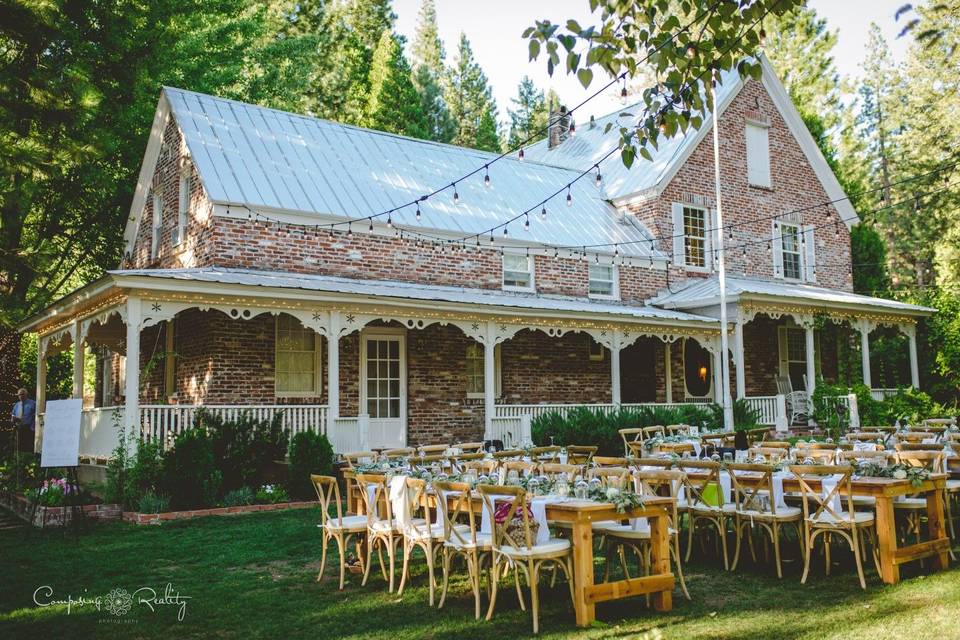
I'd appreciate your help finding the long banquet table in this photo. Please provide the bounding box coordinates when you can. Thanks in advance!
[342,469,675,626]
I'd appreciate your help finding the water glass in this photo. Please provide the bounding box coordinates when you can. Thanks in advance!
[723,452,733,464]
[506,469,520,485]
[555,477,569,499]
[574,480,589,500]
[488,472,500,485]
[527,478,540,495]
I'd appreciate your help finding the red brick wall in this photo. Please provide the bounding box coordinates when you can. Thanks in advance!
[499,330,612,404]
[623,79,853,292]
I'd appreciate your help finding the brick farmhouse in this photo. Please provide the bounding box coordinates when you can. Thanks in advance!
[20,54,932,456]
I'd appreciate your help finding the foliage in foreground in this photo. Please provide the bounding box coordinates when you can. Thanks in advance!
[811,382,955,429]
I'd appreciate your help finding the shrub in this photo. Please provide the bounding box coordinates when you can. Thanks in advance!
[222,487,255,507]
[287,431,334,499]
[194,410,289,493]
[531,404,720,456]
[160,428,221,510]
[812,380,954,428]
[255,484,289,504]
[127,440,164,503]
[708,399,762,431]
[137,491,170,514]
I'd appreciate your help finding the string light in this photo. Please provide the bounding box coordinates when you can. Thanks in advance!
[452,184,460,205]
[503,226,509,237]
[569,119,576,136]
[594,166,602,187]
[415,204,421,221]
[540,206,547,220]
[620,79,628,105]
[524,214,530,231]
[566,186,573,207]
[347,222,352,236]
[386,214,393,228]
[368,219,374,233]
[518,147,525,161]
[484,166,491,188]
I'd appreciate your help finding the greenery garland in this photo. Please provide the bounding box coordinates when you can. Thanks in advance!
[586,485,644,514]
[852,461,931,488]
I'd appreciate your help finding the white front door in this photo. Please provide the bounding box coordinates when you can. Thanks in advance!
[360,330,406,448]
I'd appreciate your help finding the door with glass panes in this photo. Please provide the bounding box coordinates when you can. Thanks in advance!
[360,330,406,448]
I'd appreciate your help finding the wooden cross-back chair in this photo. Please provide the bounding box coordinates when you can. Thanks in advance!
[898,431,938,444]
[538,463,581,482]
[341,451,377,468]
[895,442,944,452]
[396,477,445,605]
[633,457,677,470]
[593,455,632,468]
[585,466,632,489]
[311,474,367,590]
[528,445,561,463]
[861,425,897,433]
[677,459,732,569]
[382,447,416,459]
[642,425,666,440]
[895,450,952,552]
[500,460,537,479]
[434,481,491,620]
[665,424,689,436]
[418,443,450,456]
[476,484,575,634]
[491,448,524,460]
[747,446,788,463]
[355,473,403,593]
[454,441,486,454]
[564,445,597,465]
[726,463,803,578]
[759,439,792,448]
[619,428,645,457]
[838,449,893,463]
[459,459,498,475]
[789,465,880,590]
[845,432,888,443]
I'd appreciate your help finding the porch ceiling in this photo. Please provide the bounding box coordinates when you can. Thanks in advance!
[648,275,935,324]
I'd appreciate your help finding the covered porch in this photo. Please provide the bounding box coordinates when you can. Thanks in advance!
[22,268,724,456]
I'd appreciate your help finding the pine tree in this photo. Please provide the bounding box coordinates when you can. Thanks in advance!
[364,30,430,139]
[507,76,548,148]
[446,33,499,150]
[409,0,454,142]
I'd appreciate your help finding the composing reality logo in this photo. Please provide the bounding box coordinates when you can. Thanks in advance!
[104,588,134,617]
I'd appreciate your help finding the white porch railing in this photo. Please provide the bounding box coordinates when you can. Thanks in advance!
[80,406,125,459]
[139,404,328,450]
[870,388,899,401]
[743,396,780,426]
[326,415,369,453]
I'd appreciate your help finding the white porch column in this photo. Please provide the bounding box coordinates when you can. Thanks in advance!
[610,331,621,406]
[857,320,872,388]
[905,324,919,389]
[125,297,142,437]
[664,341,673,404]
[483,321,496,441]
[328,311,341,422]
[733,319,746,400]
[72,320,84,400]
[804,324,816,398]
[712,338,724,404]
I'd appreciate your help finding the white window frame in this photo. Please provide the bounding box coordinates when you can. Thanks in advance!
[672,203,712,273]
[151,192,163,259]
[777,221,805,281]
[465,343,501,399]
[588,262,618,299]
[745,121,771,188]
[502,252,534,292]
[274,315,322,398]
[173,172,189,247]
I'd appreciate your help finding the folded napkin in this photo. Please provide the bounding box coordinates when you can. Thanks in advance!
[719,470,732,505]
[854,441,877,451]
[691,441,702,457]
[820,475,843,516]
[771,472,788,510]
[389,475,410,528]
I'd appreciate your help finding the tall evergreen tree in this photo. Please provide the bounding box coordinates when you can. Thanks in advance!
[446,33,499,150]
[364,30,430,139]
[507,76,548,148]
[409,0,453,142]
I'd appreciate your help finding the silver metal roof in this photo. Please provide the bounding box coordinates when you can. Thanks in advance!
[649,275,935,315]
[111,267,717,325]
[164,88,661,258]
[524,68,742,201]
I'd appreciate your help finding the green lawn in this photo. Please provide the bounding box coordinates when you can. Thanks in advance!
[1,508,957,639]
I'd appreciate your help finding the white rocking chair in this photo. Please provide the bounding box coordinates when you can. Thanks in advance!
[776,375,809,426]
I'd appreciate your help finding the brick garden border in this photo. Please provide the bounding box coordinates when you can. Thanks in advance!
[1,492,121,527]
[122,500,318,525]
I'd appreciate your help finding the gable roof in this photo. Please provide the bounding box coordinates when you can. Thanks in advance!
[121,88,663,259]
[524,54,858,228]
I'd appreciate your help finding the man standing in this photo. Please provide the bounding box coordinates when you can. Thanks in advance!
[10,388,36,453]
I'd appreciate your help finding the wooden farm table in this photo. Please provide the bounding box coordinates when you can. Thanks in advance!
[686,470,950,584]
[342,470,674,626]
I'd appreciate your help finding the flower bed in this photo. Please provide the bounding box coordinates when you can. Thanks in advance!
[1,492,121,527]
[122,499,317,525]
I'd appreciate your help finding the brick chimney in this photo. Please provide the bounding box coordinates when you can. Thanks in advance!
[548,105,571,149]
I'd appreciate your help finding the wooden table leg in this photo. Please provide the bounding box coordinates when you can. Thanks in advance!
[926,488,950,570]
[875,496,900,584]
[649,511,673,612]
[570,518,596,627]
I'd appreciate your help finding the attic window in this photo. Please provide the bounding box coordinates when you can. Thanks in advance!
[745,122,771,188]
[502,253,533,291]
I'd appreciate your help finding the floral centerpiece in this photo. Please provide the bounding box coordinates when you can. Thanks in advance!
[642,435,694,452]
[586,485,644,513]
[852,462,931,488]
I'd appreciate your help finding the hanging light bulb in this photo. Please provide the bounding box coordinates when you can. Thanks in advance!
[553,248,559,259]
[415,204,422,221]
[566,186,573,206]
[540,205,547,220]
[728,228,733,241]
[503,226,509,237]
[386,214,393,228]
[524,214,530,231]
[620,80,628,105]
[686,43,696,59]
[595,166,602,188]
[742,246,747,258]
[368,219,374,233]
[484,166,491,188]
[489,232,494,244]
[834,222,840,237]
[452,183,459,204]
[614,244,619,256]
[347,222,353,236]
[595,253,600,264]
[569,119,576,136]
[518,147,525,161]
[759,28,767,47]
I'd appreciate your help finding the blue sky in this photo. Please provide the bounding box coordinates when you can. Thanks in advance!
[393,0,911,124]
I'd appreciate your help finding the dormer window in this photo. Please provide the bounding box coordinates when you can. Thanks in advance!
[745,121,771,188]
[502,253,533,291]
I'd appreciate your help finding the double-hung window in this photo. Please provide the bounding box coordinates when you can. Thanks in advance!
[502,253,533,290]
[465,343,500,398]
[779,222,803,280]
[588,263,616,298]
[671,203,711,270]
[275,315,320,397]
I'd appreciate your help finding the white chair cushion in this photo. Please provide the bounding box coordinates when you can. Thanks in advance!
[894,497,928,509]
[322,515,368,532]
[498,537,571,558]
[369,520,401,533]
[597,523,651,539]
[689,503,736,514]
[406,523,469,540]
[810,511,874,525]
[945,479,960,492]
[445,532,492,550]
[737,506,802,519]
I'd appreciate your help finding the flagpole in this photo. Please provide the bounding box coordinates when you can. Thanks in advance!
[711,79,734,432]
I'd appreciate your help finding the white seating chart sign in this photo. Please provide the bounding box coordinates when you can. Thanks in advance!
[40,398,82,468]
